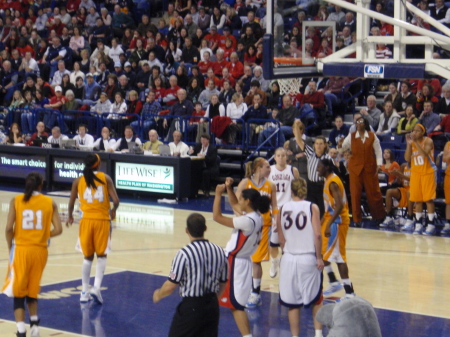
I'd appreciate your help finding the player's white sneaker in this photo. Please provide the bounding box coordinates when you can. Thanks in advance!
[30,325,40,337]
[269,258,280,278]
[90,287,103,304]
[335,293,356,303]
[423,225,436,236]
[245,292,262,309]
[441,224,450,236]
[323,282,343,296]
[401,219,415,231]
[80,291,91,303]
[413,223,423,235]
[380,217,395,228]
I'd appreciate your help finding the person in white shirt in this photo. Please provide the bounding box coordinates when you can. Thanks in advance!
[94,126,116,152]
[47,126,69,146]
[169,130,189,157]
[108,92,127,119]
[91,92,112,114]
[51,60,71,87]
[19,51,40,77]
[108,38,124,64]
[73,124,95,146]
[90,40,111,63]
[225,93,247,144]
[114,125,142,151]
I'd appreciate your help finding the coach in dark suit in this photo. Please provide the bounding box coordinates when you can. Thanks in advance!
[189,134,219,197]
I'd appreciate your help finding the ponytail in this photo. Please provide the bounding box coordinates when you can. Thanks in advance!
[23,172,43,202]
[242,188,271,214]
[83,153,104,189]
[245,157,266,178]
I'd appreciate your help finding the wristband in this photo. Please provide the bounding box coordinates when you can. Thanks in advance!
[272,209,279,215]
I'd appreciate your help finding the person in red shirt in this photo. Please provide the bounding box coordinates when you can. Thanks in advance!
[301,81,326,113]
[48,16,66,36]
[198,51,214,75]
[26,121,49,146]
[204,25,221,52]
[228,52,244,80]
[213,49,230,77]
[161,75,181,106]
[126,90,143,117]
[380,21,394,36]
[223,38,235,60]
[218,27,237,50]
[67,0,81,15]
[44,86,68,111]
[219,67,236,89]
[204,68,221,88]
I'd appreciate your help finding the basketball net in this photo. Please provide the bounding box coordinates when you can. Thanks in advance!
[277,77,302,95]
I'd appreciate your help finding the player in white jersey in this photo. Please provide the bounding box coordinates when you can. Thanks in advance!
[214,178,271,337]
[278,177,324,337]
[268,147,300,278]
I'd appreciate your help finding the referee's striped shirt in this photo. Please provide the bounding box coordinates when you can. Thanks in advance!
[305,145,331,182]
[169,239,228,298]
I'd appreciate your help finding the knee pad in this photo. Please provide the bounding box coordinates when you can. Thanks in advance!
[26,296,37,304]
[14,297,25,311]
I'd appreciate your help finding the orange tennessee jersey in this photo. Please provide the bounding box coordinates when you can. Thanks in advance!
[14,193,53,247]
[323,173,349,221]
[411,137,436,174]
[78,172,111,220]
[445,142,450,176]
[246,178,272,226]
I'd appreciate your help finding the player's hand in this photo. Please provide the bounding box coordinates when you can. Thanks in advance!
[405,133,413,145]
[324,225,331,237]
[225,177,234,188]
[153,289,161,303]
[110,208,116,220]
[215,184,226,194]
[316,258,324,271]
[66,215,74,227]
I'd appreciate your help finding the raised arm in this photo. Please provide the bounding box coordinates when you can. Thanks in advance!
[213,184,235,228]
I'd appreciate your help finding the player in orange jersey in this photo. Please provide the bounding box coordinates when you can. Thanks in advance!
[404,124,437,235]
[442,141,450,235]
[234,157,277,309]
[3,172,62,337]
[67,154,120,304]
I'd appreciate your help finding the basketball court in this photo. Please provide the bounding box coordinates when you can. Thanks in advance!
[0,190,449,336]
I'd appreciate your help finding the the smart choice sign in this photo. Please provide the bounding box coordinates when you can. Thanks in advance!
[115,162,175,194]
[364,64,385,78]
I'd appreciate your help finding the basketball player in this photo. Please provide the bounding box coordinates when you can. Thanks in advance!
[3,172,63,337]
[440,141,450,235]
[268,148,300,278]
[278,177,324,337]
[213,178,271,337]
[317,159,355,299]
[67,154,120,304]
[404,124,437,235]
[235,158,277,308]
[381,162,413,228]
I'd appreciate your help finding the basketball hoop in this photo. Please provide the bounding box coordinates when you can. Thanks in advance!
[273,57,314,95]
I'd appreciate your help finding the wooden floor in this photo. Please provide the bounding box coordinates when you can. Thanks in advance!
[0,190,449,336]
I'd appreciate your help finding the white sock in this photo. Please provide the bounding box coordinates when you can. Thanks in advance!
[82,259,93,292]
[427,213,435,221]
[252,278,261,291]
[243,335,252,337]
[315,330,323,337]
[415,212,423,222]
[445,222,450,229]
[30,315,38,322]
[342,278,351,285]
[94,257,107,289]
[324,265,333,274]
[385,216,392,220]
[17,322,26,333]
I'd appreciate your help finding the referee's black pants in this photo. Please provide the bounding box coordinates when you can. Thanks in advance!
[168,293,220,337]
[307,180,325,218]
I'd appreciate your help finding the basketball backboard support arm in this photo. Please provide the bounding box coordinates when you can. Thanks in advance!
[263,0,450,80]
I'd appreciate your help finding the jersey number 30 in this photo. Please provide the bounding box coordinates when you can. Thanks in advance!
[22,210,42,230]
[83,186,104,203]
[283,211,307,230]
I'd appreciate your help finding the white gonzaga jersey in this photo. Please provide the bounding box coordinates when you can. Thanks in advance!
[225,211,262,258]
[281,200,315,255]
[269,165,295,207]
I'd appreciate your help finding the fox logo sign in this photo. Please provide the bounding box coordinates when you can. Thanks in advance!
[364,64,385,78]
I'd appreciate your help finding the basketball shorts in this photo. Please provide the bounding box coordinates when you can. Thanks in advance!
[397,187,410,208]
[220,256,252,311]
[77,219,111,257]
[322,216,350,263]
[445,174,450,204]
[252,225,270,263]
[409,171,436,202]
[2,246,48,298]
[279,253,323,308]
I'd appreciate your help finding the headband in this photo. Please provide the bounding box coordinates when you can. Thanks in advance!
[416,123,425,133]
[91,154,101,169]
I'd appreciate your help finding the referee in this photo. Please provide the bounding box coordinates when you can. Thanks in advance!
[297,135,331,217]
[153,213,228,337]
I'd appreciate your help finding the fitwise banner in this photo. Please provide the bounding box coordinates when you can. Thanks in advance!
[115,162,175,194]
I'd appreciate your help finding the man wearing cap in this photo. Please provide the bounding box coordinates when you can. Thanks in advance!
[43,86,68,129]
[204,26,220,52]
[51,60,71,87]
[136,61,152,93]
[123,62,136,86]
[43,37,68,80]
[82,73,102,106]
[181,37,200,64]
[112,62,125,78]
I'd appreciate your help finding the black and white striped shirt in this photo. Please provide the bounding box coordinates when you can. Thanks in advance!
[305,145,331,183]
[169,239,228,298]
